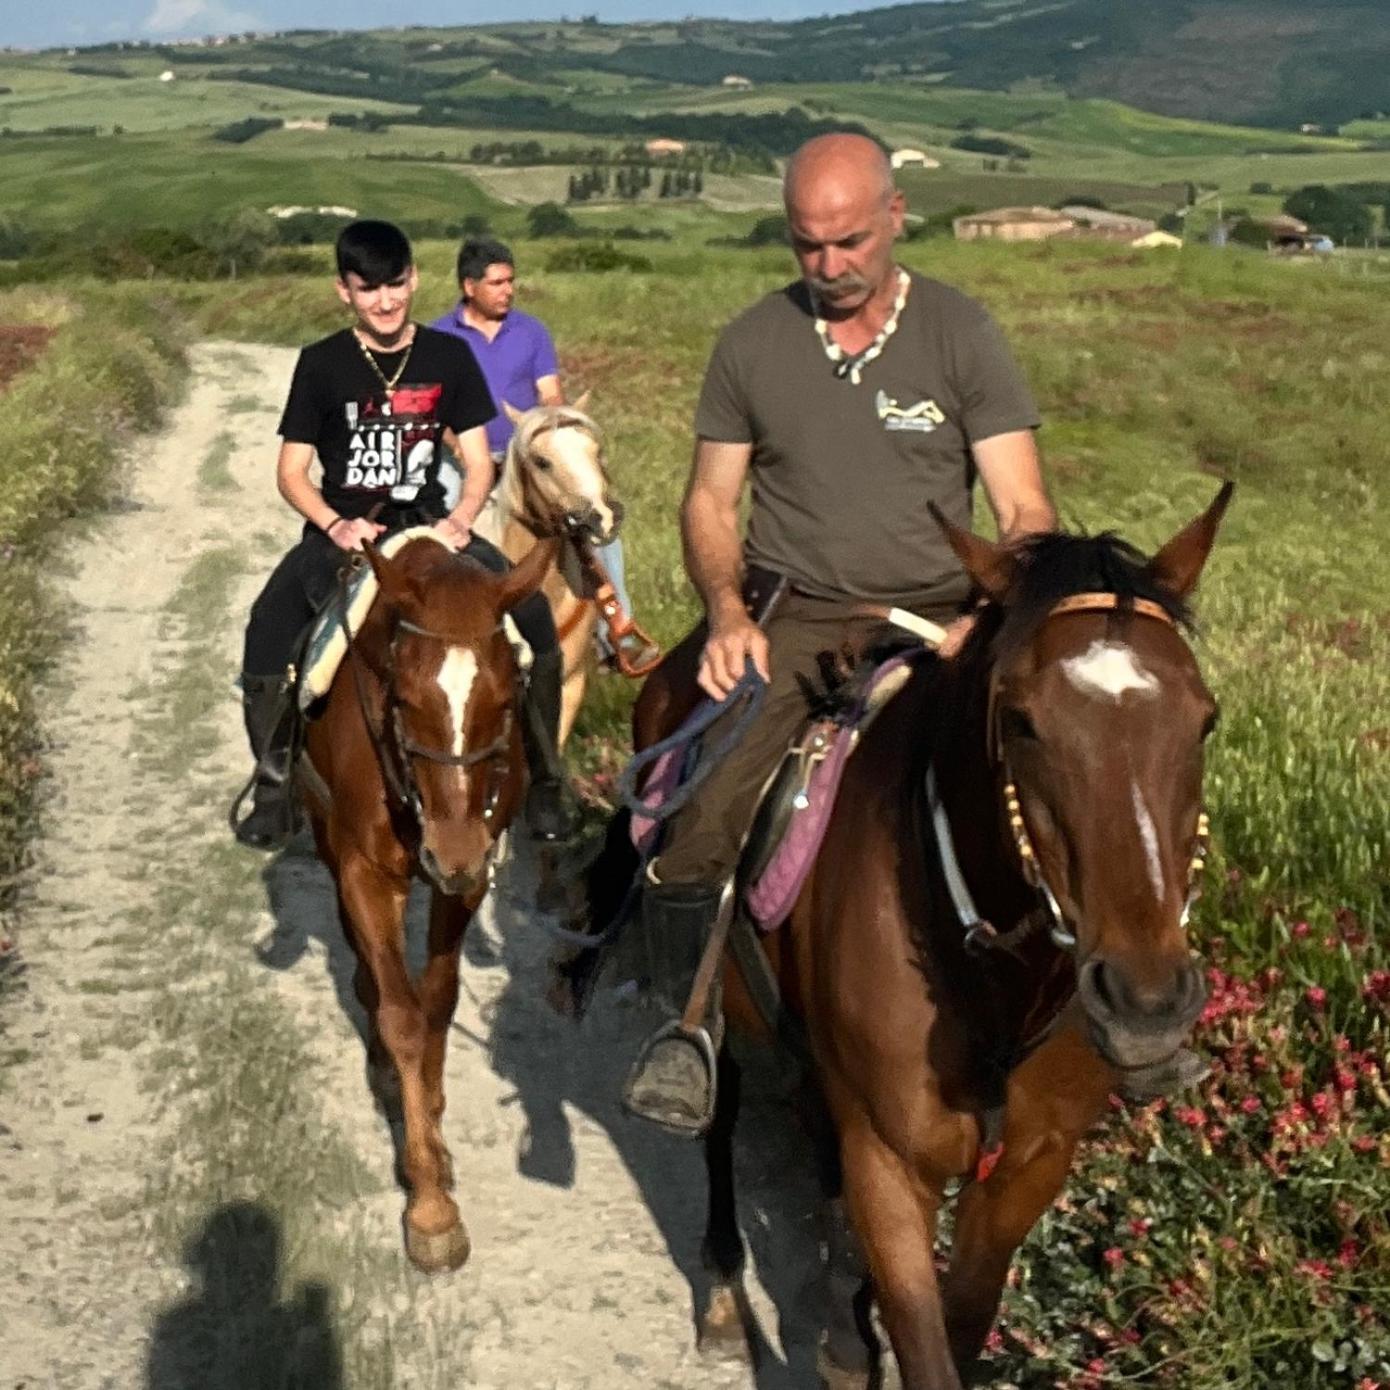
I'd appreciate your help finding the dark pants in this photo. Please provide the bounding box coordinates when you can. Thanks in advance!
[242,518,557,679]
[652,591,958,887]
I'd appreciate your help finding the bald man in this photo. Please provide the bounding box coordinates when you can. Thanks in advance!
[625,134,1056,1133]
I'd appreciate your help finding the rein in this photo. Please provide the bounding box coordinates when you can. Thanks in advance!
[338,593,513,835]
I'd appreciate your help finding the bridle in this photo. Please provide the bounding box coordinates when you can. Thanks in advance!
[341,600,514,841]
[506,416,616,545]
[929,591,1211,958]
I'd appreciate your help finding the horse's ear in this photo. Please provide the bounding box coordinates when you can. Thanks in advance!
[572,388,592,413]
[1146,481,1234,599]
[501,399,525,425]
[363,539,409,607]
[492,538,558,614]
[928,503,1016,603]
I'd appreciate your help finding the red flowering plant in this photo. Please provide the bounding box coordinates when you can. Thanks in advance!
[979,904,1390,1388]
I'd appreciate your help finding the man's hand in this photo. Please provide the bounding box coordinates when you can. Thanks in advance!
[327,516,385,552]
[433,516,471,550]
[699,611,770,700]
[935,612,979,660]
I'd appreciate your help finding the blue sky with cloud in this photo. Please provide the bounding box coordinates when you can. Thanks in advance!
[8,0,929,51]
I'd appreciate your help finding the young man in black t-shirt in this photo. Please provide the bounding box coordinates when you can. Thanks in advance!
[235,220,576,850]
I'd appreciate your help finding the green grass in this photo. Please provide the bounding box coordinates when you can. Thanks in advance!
[0,286,188,924]
[0,132,505,233]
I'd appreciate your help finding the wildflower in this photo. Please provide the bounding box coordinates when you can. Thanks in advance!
[1305,985,1327,1010]
[1127,1218,1151,1239]
[1338,1238,1360,1269]
[1291,920,1311,938]
[1295,1258,1334,1280]
[984,1328,1004,1354]
[1240,1095,1262,1114]
[1103,1247,1125,1270]
[1175,1105,1205,1129]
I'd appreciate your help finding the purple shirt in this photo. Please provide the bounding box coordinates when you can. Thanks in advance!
[429,304,560,456]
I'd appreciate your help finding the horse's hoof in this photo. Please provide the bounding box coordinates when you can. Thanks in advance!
[698,1284,754,1363]
[404,1219,471,1274]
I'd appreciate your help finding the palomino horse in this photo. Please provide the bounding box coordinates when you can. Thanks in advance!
[622,485,1232,1387]
[300,534,554,1272]
[474,395,624,745]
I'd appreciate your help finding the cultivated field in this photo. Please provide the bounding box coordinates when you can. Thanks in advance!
[1,230,1386,1386]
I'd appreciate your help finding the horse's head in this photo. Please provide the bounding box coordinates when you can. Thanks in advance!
[364,537,556,898]
[500,394,623,546]
[937,483,1233,1074]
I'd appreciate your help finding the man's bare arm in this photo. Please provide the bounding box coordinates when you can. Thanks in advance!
[972,429,1056,540]
[438,424,495,545]
[682,438,766,698]
[535,373,563,407]
[276,440,381,550]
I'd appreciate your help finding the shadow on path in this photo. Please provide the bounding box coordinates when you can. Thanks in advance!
[146,1200,342,1390]
[252,835,828,1388]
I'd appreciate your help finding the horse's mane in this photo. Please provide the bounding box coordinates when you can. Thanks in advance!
[989,529,1193,665]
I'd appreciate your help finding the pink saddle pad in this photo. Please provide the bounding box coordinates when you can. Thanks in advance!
[630,652,921,930]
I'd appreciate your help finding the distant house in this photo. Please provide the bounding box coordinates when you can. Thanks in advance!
[644,138,687,157]
[953,207,1075,242]
[721,74,753,89]
[283,119,328,132]
[1299,122,1325,135]
[159,70,175,82]
[890,148,940,170]
[1057,206,1157,242]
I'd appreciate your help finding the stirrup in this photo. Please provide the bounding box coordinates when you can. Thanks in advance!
[621,1019,719,1138]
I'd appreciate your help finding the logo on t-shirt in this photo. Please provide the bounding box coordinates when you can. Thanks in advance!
[876,389,946,433]
[342,384,444,498]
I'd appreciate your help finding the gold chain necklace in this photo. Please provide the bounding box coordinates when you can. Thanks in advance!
[353,326,416,397]
[811,268,910,386]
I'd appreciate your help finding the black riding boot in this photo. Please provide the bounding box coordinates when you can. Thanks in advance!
[622,878,730,1137]
[233,674,299,850]
[519,648,580,845]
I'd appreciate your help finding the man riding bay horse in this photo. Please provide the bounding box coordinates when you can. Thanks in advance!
[622,133,1208,1131]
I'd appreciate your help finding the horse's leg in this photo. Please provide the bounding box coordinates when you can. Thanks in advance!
[839,1119,959,1390]
[941,1021,1113,1375]
[338,854,469,1274]
[418,888,477,1184]
[697,1043,754,1361]
[803,1083,880,1388]
[558,628,588,748]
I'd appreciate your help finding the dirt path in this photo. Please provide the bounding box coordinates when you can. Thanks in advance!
[0,342,836,1390]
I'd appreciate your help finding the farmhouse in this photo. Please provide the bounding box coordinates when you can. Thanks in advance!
[644,138,686,157]
[890,148,940,170]
[1058,206,1157,241]
[952,207,1074,242]
[721,74,753,89]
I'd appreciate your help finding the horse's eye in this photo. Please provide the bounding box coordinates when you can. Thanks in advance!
[1001,707,1038,742]
[1201,707,1220,740]
[535,456,552,471]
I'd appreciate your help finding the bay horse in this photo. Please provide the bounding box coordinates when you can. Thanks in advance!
[474,395,624,745]
[299,533,555,1272]
[620,485,1232,1386]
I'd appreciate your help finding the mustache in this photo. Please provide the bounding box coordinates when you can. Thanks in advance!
[807,272,870,299]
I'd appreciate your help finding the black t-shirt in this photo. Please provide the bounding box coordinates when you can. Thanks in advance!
[277,325,495,520]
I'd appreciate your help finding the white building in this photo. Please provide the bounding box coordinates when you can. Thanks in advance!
[890,148,940,170]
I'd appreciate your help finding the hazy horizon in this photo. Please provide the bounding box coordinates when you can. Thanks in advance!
[5,0,947,54]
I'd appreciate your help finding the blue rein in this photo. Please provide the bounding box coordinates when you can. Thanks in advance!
[616,659,767,822]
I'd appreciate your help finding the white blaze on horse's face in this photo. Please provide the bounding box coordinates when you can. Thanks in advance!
[436,647,479,758]
[1130,779,1166,903]
[1061,640,1160,702]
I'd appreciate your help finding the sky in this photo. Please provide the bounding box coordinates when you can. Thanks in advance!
[6,0,938,52]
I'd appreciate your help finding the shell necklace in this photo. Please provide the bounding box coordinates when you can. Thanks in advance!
[811,268,910,386]
[354,324,416,397]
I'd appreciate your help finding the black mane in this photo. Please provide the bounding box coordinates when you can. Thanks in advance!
[991,530,1192,663]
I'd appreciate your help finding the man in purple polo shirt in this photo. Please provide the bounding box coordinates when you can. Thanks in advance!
[431,238,648,666]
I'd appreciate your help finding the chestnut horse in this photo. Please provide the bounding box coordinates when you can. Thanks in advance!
[299,534,554,1272]
[475,396,623,745]
[617,486,1232,1386]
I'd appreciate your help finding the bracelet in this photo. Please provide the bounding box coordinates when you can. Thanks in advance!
[325,515,344,537]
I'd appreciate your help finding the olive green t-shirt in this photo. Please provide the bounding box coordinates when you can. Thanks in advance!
[694,271,1039,609]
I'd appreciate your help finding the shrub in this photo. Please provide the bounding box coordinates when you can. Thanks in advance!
[544,241,652,273]
[527,202,581,238]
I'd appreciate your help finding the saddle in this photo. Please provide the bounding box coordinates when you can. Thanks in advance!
[631,647,928,930]
[296,527,449,713]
